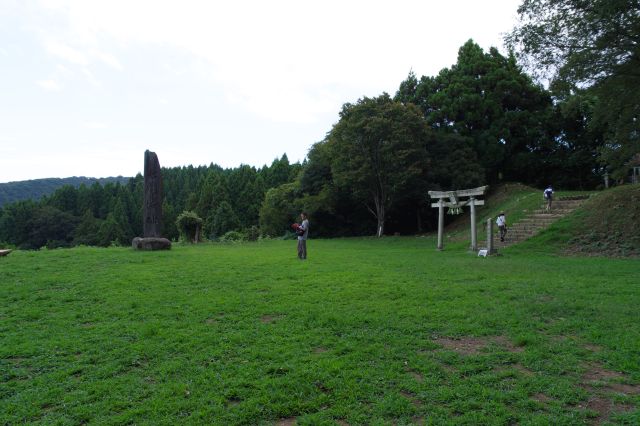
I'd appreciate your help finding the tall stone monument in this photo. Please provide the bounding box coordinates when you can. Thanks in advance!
[132,150,171,250]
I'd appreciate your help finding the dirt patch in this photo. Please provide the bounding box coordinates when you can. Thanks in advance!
[226,397,241,407]
[260,314,283,324]
[315,381,331,394]
[276,418,297,426]
[582,364,625,382]
[406,369,424,383]
[433,337,487,355]
[515,364,534,376]
[313,347,328,354]
[607,382,640,395]
[493,336,525,353]
[400,390,422,408]
[335,420,350,426]
[206,312,225,324]
[577,396,634,424]
[580,362,638,394]
[4,356,28,364]
[583,343,603,353]
[532,393,552,403]
[438,363,457,374]
[576,363,640,423]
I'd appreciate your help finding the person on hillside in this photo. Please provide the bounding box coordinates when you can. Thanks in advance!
[496,212,507,242]
[296,212,309,260]
[544,186,554,212]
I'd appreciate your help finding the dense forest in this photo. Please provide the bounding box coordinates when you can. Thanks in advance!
[1,0,638,249]
[0,176,130,208]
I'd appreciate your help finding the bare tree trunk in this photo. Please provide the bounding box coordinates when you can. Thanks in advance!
[194,224,200,244]
[376,200,385,237]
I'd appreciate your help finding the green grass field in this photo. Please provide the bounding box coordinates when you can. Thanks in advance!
[1,238,639,425]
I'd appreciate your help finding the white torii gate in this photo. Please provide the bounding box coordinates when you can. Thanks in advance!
[428,185,488,251]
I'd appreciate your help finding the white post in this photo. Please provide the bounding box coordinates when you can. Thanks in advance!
[437,198,444,250]
[469,197,477,251]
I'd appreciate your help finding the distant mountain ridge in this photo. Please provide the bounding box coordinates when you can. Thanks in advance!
[0,176,131,207]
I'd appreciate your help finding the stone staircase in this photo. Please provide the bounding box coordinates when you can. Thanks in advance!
[497,196,589,248]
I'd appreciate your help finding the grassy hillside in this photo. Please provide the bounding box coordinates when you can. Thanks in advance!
[443,183,593,244]
[504,185,640,257]
[1,239,639,424]
[563,185,640,257]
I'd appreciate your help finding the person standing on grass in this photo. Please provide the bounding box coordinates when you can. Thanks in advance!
[496,212,507,242]
[544,185,554,212]
[297,212,309,260]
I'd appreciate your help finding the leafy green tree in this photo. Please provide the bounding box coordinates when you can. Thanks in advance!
[328,94,430,237]
[506,0,639,87]
[27,206,78,249]
[402,40,553,184]
[549,92,606,188]
[228,165,261,225]
[212,201,240,238]
[507,0,640,178]
[259,182,300,237]
[47,185,79,214]
[111,199,133,245]
[299,141,376,237]
[429,133,485,191]
[263,154,293,188]
[0,200,37,247]
[73,209,102,246]
[96,213,126,247]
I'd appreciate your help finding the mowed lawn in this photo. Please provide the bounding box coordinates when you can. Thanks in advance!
[1,238,639,425]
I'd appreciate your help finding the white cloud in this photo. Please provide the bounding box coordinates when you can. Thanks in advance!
[83,121,107,129]
[89,48,123,71]
[36,79,62,91]
[32,0,520,125]
[44,38,89,65]
[81,67,101,86]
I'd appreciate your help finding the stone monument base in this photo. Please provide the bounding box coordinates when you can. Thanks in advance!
[132,237,171,251]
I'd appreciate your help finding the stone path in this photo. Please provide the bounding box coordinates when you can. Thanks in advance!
[497,196,589,248]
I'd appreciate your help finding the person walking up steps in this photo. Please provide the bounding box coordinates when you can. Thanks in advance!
[544,186,554,212]
[496,212,507,242]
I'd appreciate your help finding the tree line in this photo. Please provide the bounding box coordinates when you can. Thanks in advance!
[0,177,130,208]
[2,0,638,249]
[0,155,301,249]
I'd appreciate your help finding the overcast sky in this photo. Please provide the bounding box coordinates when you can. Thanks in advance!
[0,0,522,183]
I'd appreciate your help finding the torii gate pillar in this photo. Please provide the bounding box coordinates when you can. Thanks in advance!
[437,199,445,250]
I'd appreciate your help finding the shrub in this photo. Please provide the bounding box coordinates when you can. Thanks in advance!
[245,225,260,241]
[176,211,203,243]
[219,230,245,243]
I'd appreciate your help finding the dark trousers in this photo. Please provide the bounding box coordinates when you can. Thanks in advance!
[297,239,307,259]
[499,225,507,241]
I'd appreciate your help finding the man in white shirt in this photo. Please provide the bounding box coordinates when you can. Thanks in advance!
[496,212,507,242]
[544,186,554,212]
